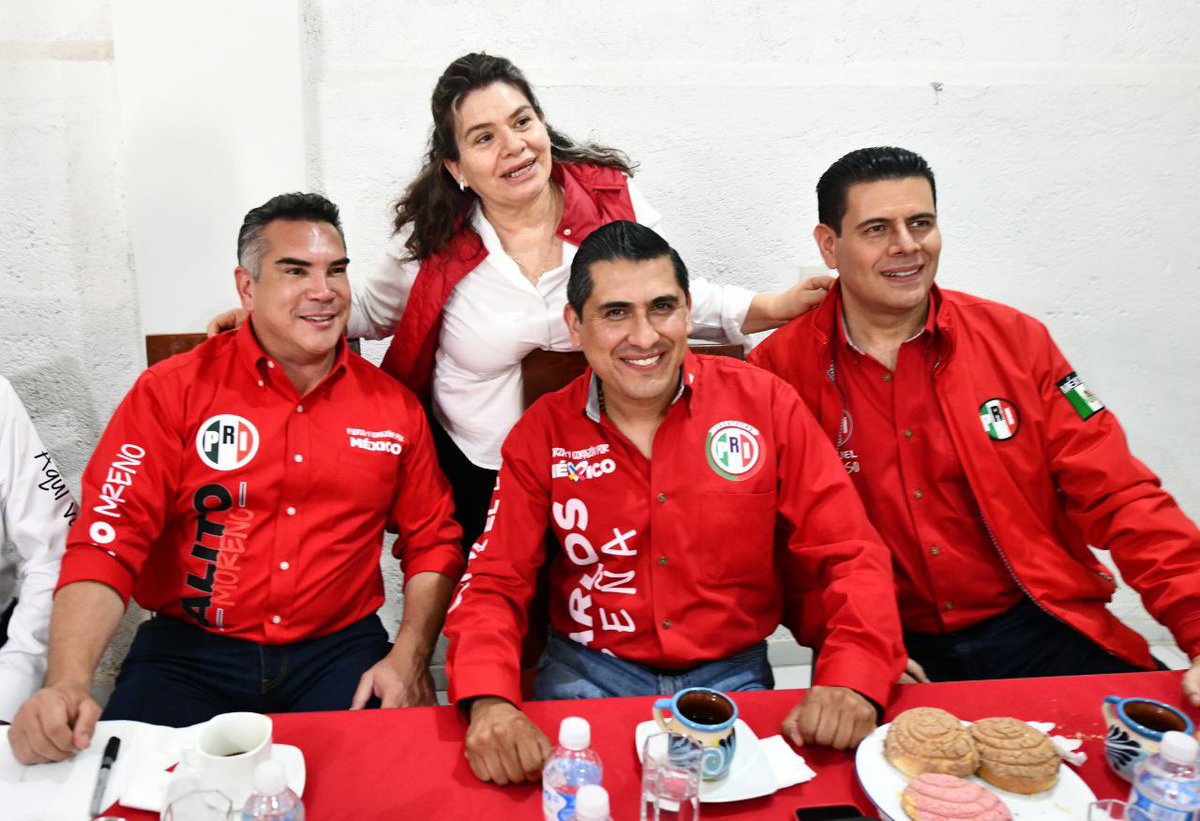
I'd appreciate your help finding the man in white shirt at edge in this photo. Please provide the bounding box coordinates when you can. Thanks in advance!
[0,375,75,722]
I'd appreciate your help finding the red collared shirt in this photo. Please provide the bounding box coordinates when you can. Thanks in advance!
[58,322,463,644]
[444,354,904,707]
[833,294,1022,633]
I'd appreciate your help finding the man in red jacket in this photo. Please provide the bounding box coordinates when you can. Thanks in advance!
[444,220,905,785]
[750,146,1200,705]
[10,193,464,765]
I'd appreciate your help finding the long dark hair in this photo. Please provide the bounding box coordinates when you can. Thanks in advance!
[392,52,637,261]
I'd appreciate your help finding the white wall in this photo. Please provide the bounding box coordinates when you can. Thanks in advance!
[2,1,1198,683]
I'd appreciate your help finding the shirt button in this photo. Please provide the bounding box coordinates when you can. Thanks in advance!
[913,490,923,500]
[658,556,668,566]
[903,429,913,439]
[294,454,303,463]
[279,561,290,570]
[271,615,282,624]
[662,619,672,630]
[882,373,893,383]
[257,380,264,388]
[296,405,304,413]
[563,228,572,236]
[929,546,940,556]
[944,602,954,611]
[267,361,276,369]
[657,492,667,504]
[286,506,296,516]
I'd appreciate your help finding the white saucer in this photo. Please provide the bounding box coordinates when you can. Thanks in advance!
[634,719,776,803]
[160,743,305,813]
[855,723,1096,820]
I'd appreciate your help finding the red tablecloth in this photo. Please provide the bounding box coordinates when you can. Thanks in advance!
[110,670,1196,820]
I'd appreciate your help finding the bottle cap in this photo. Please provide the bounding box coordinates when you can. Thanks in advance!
[1161,731,1199,765]
[558,716,591,750]
[575,784,609,820]
[253,759,289,794]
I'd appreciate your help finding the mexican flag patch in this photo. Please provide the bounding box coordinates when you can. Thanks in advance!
[1056,371,1105,420]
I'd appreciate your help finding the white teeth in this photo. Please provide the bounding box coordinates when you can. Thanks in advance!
[504,162,534,178]
[627,355,661,367]
[883,268,920,278]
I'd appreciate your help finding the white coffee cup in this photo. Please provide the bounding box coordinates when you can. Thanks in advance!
[191,712,273,806]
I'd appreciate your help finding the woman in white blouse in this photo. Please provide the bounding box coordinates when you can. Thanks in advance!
[213,53,829,549]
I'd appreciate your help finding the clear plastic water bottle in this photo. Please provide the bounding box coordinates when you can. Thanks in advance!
[575,784,611,821]
[542,716,603,821]
[1129,731,1200,821]
[241,759,305,821]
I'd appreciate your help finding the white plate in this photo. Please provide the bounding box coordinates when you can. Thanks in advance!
[855,723,1096,819]
[634,719,776,803]
[161,743,306,812]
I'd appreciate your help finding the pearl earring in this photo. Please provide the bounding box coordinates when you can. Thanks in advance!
[458,178,468,192]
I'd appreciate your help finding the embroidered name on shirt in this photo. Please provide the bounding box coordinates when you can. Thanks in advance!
[89,443,145,547]
[551,458,616,482]
[346,427,405,455]
[1056,372,1105,421]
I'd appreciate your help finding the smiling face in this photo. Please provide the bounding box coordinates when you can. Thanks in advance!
[235,219,349,379]
[565,255,692,418]
[814,176,941,327]
[442,81,553,215]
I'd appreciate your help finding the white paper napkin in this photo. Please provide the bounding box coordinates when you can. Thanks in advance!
[1027,720,1088,767]
[759,734,817,788]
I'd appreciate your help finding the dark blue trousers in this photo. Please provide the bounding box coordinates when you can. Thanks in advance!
[904,598,1154,682]
[103,614,391,727]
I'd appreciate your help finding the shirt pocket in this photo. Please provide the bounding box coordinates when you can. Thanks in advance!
[334,449,400,512]
[696,490,778,587]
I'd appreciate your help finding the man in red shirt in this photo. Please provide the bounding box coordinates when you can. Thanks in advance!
[750,147,1200,705]
[444,221,905,785]
[10,193,464,765]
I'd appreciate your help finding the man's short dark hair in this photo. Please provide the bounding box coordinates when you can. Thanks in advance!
[237,192,345,279]
[567,221,689,315]
[817,147,937,235]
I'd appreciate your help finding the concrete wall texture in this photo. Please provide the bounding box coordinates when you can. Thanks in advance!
[2,1,1198,686]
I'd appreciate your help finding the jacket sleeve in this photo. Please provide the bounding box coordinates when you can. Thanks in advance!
[387,399,464,580]
[56,369,182,603]
[1035,323,1200,658]
[443,416,552,706]
[773,380,906,707]
[0,378,75,720]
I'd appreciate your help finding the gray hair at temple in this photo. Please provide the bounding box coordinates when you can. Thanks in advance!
[237,192,345,279]
[567,221,690,316]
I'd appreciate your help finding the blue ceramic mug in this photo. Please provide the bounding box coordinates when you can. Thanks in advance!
[653,687,738,780]
[1102,695,1196,782]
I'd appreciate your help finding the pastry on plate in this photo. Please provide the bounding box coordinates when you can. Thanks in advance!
[884,707,979,777]
[968,717,1060,794]
[901,773,1013,820]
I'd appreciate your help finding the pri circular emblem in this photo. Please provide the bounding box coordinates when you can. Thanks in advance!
[978,398,1020,441]
[706,420,764,482]
[196,414,260,471]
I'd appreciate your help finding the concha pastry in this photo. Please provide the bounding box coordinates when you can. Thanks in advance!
[885,707,979,777]
[901,773,1013,821]
[969,717,1060,794]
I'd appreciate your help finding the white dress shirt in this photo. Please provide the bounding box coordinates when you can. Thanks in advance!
[348,182,754,469]
[0,375,74,720]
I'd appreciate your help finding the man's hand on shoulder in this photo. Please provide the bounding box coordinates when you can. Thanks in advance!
[350,653,436,709]
[783,685,877,751]
[1183,655,1200,709]
[9,683,100,764]
[464,696,552,785]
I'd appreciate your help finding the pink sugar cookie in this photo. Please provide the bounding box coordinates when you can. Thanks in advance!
[901,773,1013,821]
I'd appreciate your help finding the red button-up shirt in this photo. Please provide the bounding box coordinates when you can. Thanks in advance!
[444,354,904,707]
[833,293,1021,633]
[58,323,463,644]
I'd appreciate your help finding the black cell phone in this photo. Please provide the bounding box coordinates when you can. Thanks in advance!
[795,806,874,821]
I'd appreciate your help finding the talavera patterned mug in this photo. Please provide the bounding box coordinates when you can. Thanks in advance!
[653,687,738,780]
[1102,695,1195,782]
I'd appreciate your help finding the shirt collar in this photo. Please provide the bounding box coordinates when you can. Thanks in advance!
[235,318,349,390]
[837,289,940,354]
[583,353,698,423]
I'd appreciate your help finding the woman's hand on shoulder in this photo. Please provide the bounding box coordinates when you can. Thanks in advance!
[743,274,835,333]
[206,307,248,337]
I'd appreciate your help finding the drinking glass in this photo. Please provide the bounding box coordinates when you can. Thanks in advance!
[1088,799,1153,821]
[641,731,703,821]
[163,789,234,821]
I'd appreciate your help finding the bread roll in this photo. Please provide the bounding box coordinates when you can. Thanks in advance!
[885,708,979,777]
[901,773,1013,820]
[969,717,1060,794]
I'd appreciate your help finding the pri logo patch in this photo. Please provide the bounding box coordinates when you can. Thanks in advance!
[979,398,1020,441]
[196,415,260,471]
[1056,371,1105,421]
[706,420,764,482]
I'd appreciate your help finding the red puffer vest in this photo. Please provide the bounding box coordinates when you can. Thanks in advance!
[380,162,637,401]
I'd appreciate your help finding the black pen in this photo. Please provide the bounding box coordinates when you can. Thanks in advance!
[89,735,121,818]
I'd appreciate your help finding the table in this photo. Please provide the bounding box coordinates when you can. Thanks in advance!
[112,670,1196,819]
